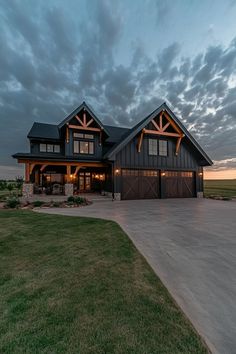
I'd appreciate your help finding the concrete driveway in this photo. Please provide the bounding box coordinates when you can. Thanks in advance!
[38,198,236,354]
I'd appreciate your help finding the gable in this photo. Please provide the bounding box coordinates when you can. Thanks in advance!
[58,101,109,136]
[104,103,213,166]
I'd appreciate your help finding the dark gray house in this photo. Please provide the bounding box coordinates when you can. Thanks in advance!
[13,101,212,199]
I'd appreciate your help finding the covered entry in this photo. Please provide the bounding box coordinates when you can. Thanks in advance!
[121,169,160,200]
[164,171,195,198]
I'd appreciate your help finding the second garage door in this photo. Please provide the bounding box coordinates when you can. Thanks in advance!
[122,169,160,200]
[165,171,195,198]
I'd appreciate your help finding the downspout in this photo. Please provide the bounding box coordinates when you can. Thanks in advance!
[111,161,115,201]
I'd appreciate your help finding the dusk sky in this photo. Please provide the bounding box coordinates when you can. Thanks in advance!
[0,0,236,179]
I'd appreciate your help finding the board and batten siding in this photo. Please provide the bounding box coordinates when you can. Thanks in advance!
[113,134,204,195]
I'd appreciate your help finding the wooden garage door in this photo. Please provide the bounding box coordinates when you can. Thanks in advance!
[122,169,159,200]
[165,171,195,198]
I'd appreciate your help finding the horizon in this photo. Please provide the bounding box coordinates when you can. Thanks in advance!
[0,0,235,179]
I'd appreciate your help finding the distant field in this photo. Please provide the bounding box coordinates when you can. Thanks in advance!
[204,179,236,198]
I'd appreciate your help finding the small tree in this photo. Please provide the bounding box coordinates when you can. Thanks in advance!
[15,176,24,190]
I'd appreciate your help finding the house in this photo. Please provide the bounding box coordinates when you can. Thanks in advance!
[13,101,212,199]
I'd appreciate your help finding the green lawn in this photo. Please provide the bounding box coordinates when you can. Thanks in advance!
[0,211,208,354]
[204,179,236,198]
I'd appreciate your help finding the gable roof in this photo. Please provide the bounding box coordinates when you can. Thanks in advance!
[27,122,60,140]
[103,125,130,143]
[104,102,213,165]
[58,101,109,135]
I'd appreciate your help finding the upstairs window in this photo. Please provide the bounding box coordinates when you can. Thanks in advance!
[73,132,94,154]
[40,144,60,153]
[74,141,94,154]
[73,132,94,140]
[159,140,168,156]
[148,139,158,155]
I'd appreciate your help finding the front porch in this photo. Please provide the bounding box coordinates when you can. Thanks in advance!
[19,160,112,197]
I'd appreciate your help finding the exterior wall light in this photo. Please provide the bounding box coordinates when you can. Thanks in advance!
[161,172,166,176]
[199,172,203,176]
[115,169,120,175]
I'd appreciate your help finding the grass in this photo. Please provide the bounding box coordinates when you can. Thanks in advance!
[0,210,208,354]
[204,179,236,198]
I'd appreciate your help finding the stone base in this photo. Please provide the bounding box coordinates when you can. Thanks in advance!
[64,183,74,196]
[197,192,204,198]
[22,183,34,198]
[113,193,121,201]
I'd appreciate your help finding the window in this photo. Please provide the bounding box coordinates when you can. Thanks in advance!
[159,140,168,156]
[74,140,79,154]
[47,144,54,153]
[40,144,60,153]
[73,132,94,139]
[80,141,89,154]
[85,134,94,139]
[149,139,158,155]
[73,140,94,154]
[54,145,60,153]
[73,132,84,138]
[40,143,47,152]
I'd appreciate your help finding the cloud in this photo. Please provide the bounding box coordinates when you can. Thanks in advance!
[0,0,236,177]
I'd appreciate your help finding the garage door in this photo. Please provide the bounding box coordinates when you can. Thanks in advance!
[121,169,160,200]
[165,171,195,198]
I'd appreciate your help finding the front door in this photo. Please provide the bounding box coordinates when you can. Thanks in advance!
[79,172,91,191]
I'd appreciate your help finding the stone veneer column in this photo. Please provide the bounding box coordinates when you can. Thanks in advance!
[64,183,74,196]
[22,183,34,198]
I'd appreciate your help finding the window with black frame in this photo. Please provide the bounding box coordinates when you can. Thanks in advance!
[73,132,94,154]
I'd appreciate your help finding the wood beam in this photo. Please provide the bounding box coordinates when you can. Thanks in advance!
[25,163,30,182]
[143,129,182,138]
[86,118,94,127]
[68,124,101,132]
[18,160,107,168]
[163,111,182,134]
[29,163,36,174]
[175,137,182,155]
[83,111,86,126]
[137,130,144,152]
[74,166,81,176]
[151,119,160,131]
[162,122,170,131]
[159,111,163,130]
[66,124,69,143]
[75,115,84,127]
[40,164,47,172]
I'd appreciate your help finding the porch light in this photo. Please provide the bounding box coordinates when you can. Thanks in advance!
[70,174,73,178]
[161,172,166,176]
[115,169,120,175]
[95,174,99,178]
[199,172,203,176]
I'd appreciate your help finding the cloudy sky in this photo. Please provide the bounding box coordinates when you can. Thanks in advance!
[0,0,236,179]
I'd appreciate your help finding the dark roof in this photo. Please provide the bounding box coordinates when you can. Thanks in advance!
[58,101,109,135]
[104,102,213,165]
[103,125,130,143]
[12,153,103,163]
[28,122,60,140]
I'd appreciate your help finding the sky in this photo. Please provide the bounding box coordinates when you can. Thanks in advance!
[0,0,236,179]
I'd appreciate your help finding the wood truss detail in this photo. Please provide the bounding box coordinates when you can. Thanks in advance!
[70,110,101,132]
[137,110,185,155]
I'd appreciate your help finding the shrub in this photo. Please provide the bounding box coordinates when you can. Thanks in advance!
[67,196,75,203]
[7,183,14,192]
[33,200,44,207]
[74,196,86,205]
[4,196,20,209]
[52,202,60,207]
